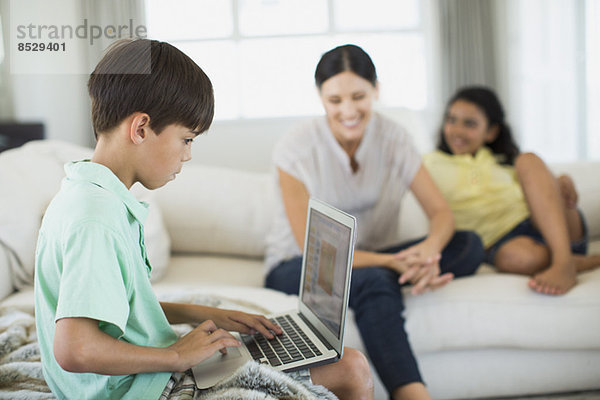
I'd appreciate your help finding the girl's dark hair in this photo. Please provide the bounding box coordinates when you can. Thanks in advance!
[314,44,377,88]
[88,39,214,137]
[437,86,520,165]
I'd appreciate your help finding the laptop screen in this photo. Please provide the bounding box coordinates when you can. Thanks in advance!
[300,206,352,339]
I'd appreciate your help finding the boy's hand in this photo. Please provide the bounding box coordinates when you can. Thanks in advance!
[54,317,242,375]
[160,302,282,338]
[205,309,283,339]
[168,320,241,372]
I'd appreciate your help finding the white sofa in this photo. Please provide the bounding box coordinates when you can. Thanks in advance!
[1,139,600,400]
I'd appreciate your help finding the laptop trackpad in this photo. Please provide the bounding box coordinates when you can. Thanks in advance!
[191,346,248,389]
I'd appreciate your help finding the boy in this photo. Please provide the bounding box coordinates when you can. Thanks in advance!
[34,39,373,399]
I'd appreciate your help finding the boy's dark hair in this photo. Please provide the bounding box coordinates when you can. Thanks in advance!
[88,39,214,137]
[436,86,520,165]
[315,44,377,89]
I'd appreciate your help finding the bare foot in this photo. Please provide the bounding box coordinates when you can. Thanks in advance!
[528,261,577,295]
[574,254,600,273]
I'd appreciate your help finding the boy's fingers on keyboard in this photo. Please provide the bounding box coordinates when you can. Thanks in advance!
[255,315,283,335]
[198,320,218,333]
[246,317,279,339]
[210,338,241,355]
[210,328,236,339]
[231,314,278,338]
[224,320,259,336]
[169,326,241,370]
[208,329,241,347]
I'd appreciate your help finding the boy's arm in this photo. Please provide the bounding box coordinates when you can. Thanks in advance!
[160,302,282,339]
[54,317,240,374]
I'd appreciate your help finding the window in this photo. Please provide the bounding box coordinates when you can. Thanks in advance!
[145,0,428,121]
[0,12,9,119]
[586,0,600,158]
[0,14,4,65]
[504,0,599,161]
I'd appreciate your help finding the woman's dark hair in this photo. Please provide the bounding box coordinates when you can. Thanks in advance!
[88,39,214,138]
[315,44,377,88]
[437,86,520,165]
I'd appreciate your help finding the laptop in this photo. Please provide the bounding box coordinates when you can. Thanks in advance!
[192,198,357,388]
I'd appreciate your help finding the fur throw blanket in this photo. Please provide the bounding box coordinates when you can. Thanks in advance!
[0,308,52,399]
[161,362,336,400]
[0,292,338,399]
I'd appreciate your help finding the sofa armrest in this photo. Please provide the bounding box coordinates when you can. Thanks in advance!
[0,243,14,301]
[550,161,600,239]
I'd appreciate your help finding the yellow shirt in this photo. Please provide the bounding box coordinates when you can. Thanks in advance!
[423,148,530,248]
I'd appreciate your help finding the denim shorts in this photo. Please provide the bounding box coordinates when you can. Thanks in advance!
[485,209,589,264]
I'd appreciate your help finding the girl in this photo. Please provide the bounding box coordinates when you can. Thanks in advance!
[264,45,484,400]
[424,86,600,295]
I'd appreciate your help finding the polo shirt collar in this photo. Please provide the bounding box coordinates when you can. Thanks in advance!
[64,160,149,224]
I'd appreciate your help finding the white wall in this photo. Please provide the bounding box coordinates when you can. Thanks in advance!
[12,74,93,147]
[191,107,433,173]
[10,0,94,148]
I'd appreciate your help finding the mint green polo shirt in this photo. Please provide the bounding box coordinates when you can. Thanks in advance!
[34,160,178,400]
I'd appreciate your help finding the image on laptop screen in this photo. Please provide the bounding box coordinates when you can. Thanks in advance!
[301,207,352,339]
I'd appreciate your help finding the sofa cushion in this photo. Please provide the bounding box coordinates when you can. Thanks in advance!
[404,263,600,353]
[153,254,265,288]
[131,184,171,282]
[0,140,88,289]
[0,140,171,286]
[154,164,274,257]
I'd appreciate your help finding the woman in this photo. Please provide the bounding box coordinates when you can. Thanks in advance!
[264,44,484,400]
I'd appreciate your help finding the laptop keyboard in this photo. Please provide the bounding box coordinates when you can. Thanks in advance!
[240,315,323,367]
